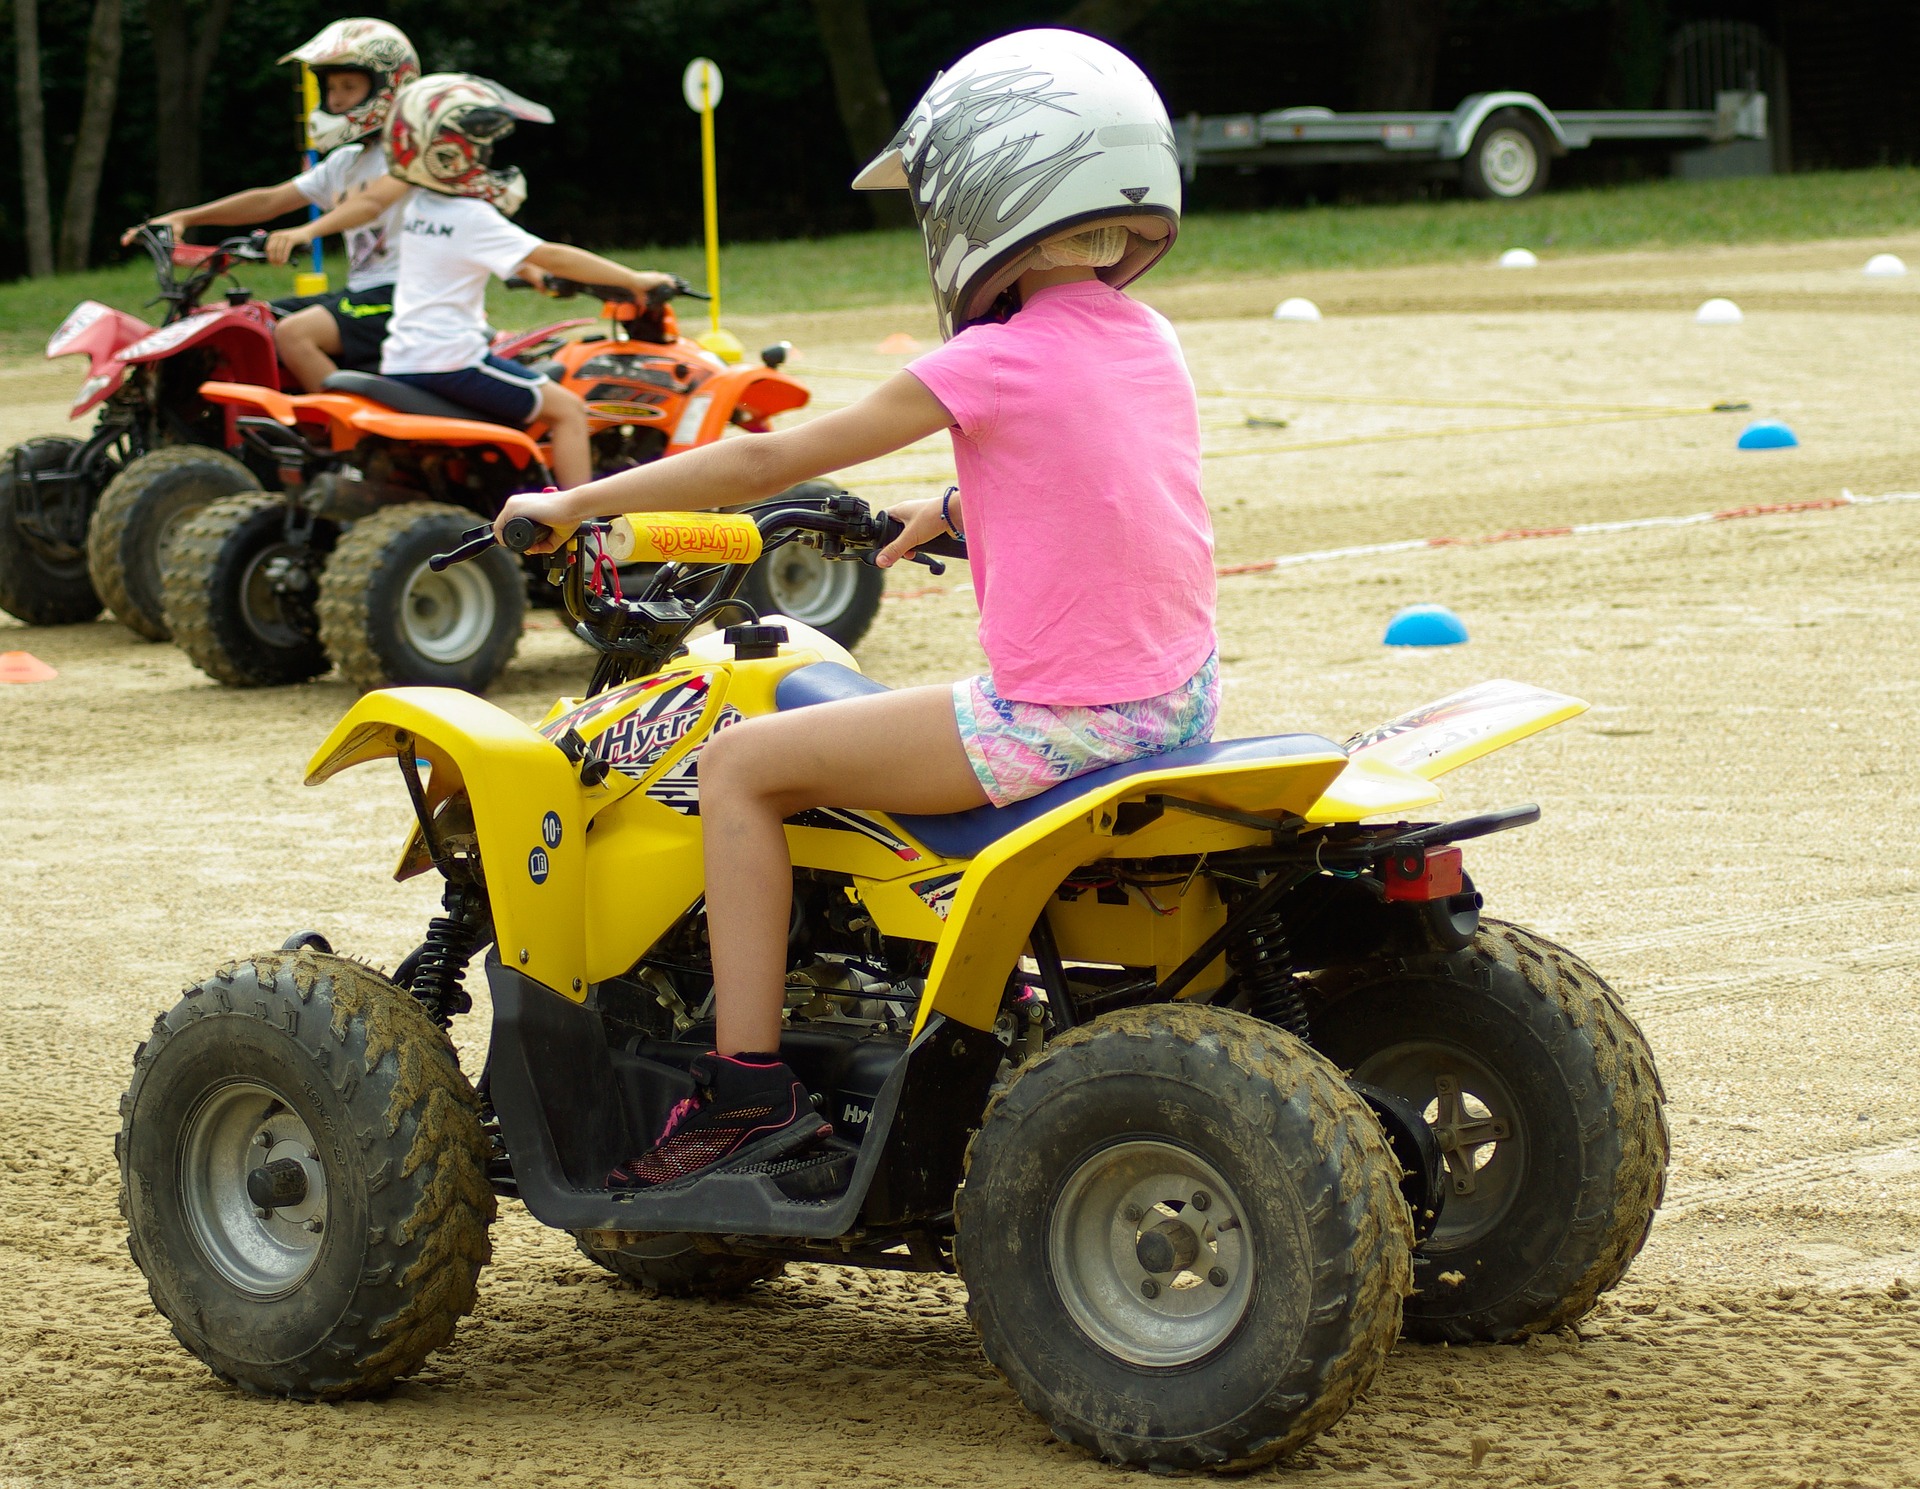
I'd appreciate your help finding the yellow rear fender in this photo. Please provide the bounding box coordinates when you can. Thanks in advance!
[914,747,1348,1035]
[1345,679,1588,780]
[306,687,595,1001]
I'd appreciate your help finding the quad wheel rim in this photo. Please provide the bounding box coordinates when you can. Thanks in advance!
[400,558,496,664]
[180,1080,329,1296]
[238,541,314,650]
[1048,1139,1254,1367]
[1353,1040,1522,1247]
[758,544,859,627]
[1479,127,1539,196]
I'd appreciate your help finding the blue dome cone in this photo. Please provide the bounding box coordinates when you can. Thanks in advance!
[1737,419,1798,450]
[1385,604,1469,647]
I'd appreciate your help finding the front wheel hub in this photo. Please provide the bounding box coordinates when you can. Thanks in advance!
[1048,1140,1254,1367]
[181,1082,329,1296]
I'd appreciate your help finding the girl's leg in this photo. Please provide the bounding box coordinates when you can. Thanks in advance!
[697,684,987,1054]
[536,383,591,487]
[274,305,344,392]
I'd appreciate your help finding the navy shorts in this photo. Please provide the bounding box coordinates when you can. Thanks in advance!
[385,354,547,427]
[270,286,393,372]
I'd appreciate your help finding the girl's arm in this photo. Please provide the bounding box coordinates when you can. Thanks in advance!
[521,242,674,300]
[122,182,310,245]
[494,371,955,563]
[264,175,409,264]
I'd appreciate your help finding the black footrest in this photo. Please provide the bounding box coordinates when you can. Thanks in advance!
[746,1140,857,1201]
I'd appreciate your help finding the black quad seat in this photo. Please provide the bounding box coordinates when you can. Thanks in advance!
[320,370,516,426]
[773,662,1343,860]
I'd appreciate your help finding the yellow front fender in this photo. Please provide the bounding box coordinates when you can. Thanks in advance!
[307,688,595,1001]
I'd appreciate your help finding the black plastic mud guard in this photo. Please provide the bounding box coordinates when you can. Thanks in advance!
[484,959,1003,1237]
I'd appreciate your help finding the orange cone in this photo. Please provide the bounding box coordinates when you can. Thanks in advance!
[874,333,921,355]
[0,650,57,683]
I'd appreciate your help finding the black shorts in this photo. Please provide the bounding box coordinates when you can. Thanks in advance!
[270,285,394,372]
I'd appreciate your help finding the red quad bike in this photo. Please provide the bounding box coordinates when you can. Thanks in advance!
[0,226,296,636]
[161,280,827,694]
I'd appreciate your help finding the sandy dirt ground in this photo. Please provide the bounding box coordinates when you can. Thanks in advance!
[3,237,1919,1487]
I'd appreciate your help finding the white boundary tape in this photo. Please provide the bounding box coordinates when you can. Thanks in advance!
[1216,490,1920,577]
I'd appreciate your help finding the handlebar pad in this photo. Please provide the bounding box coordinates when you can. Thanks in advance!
[500,516,551,552]
[878,512,968,561]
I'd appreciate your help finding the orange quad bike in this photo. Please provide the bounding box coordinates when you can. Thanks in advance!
[158,279,847,693]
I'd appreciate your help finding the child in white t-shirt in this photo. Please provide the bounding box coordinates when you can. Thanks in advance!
[268,74,671,487]
[129,65,404,390]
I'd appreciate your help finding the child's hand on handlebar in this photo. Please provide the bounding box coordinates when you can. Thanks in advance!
[122,214,184,247]
[494,490,578,555]
[628,270,678,299]
[264,226,314,266]
[874,498,949,569]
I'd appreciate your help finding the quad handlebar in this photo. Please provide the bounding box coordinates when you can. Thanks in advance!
[429,493,965,692]
[125,224,269,317]
[508,273,711,307]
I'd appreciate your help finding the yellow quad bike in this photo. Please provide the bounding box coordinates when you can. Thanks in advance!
[116,492,1667,1471]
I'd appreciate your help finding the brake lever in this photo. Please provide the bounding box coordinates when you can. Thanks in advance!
[429,524,497,572]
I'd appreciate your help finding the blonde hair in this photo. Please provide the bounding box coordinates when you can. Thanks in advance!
[1029,223,1131,269]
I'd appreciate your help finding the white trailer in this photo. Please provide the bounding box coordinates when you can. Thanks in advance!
[1174,90,1769,199]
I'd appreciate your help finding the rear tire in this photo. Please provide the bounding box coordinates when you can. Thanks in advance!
[573,1231,787,1296]
[117,950,495,1398]
[1461,109,1550,200]
[1308,920,1667,1343]
[88,446,259,641]
[162,493,332,686]
[318,502,525,693]
[0,436,101,625]
[957,1003,1410,1471]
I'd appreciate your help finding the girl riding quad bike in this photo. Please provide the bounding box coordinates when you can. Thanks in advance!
[164,278,820,692]
[115,495,1668,1469]
[0,227,290,633]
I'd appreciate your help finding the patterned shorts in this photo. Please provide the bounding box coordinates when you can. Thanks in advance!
[952,652,1222,809]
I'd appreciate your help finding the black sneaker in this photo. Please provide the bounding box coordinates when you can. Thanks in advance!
[607,1052,830,1190]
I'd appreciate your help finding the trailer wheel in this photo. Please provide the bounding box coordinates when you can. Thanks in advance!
[1462,109,1549,200]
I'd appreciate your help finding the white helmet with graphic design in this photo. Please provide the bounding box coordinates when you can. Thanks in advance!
[279,18,420,154]
[385,73,554,218]
[853,28,1181,340]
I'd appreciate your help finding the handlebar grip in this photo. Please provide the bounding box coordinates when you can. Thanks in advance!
[878,512,968,561]
[500,516,552,553]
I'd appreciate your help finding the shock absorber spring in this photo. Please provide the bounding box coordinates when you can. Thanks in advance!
[402,886,487,1027]
[1229,907,1309,1040]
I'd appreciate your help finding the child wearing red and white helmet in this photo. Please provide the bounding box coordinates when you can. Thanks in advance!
[493,30,1216,1189]
[267,74,676,487]
[126,18,418,392]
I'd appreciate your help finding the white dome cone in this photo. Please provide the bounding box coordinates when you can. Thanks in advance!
[1696,297,1743,325]
[1864,253,1907,278]
[1498,248,1538,269]
[1272,297,1322,322]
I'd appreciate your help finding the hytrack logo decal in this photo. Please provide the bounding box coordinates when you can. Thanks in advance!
[528,846,550,884]
[541,811,562,849]
[594,680,714,776]
[644,705,745,814]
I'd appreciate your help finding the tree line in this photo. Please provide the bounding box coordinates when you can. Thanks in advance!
[1,0,1811,282]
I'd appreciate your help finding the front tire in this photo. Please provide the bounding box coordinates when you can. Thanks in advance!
[1308,920,1668,1344]
[88,446,260,641]
[116,950,495,1398]
[162,493,332,686]
[0,436,101,625]
[574,1231,787,1296]
[957,1004,1410,1471]
[319,503,525,692]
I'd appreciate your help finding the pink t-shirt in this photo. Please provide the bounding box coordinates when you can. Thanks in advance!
[907,281,1215,706]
